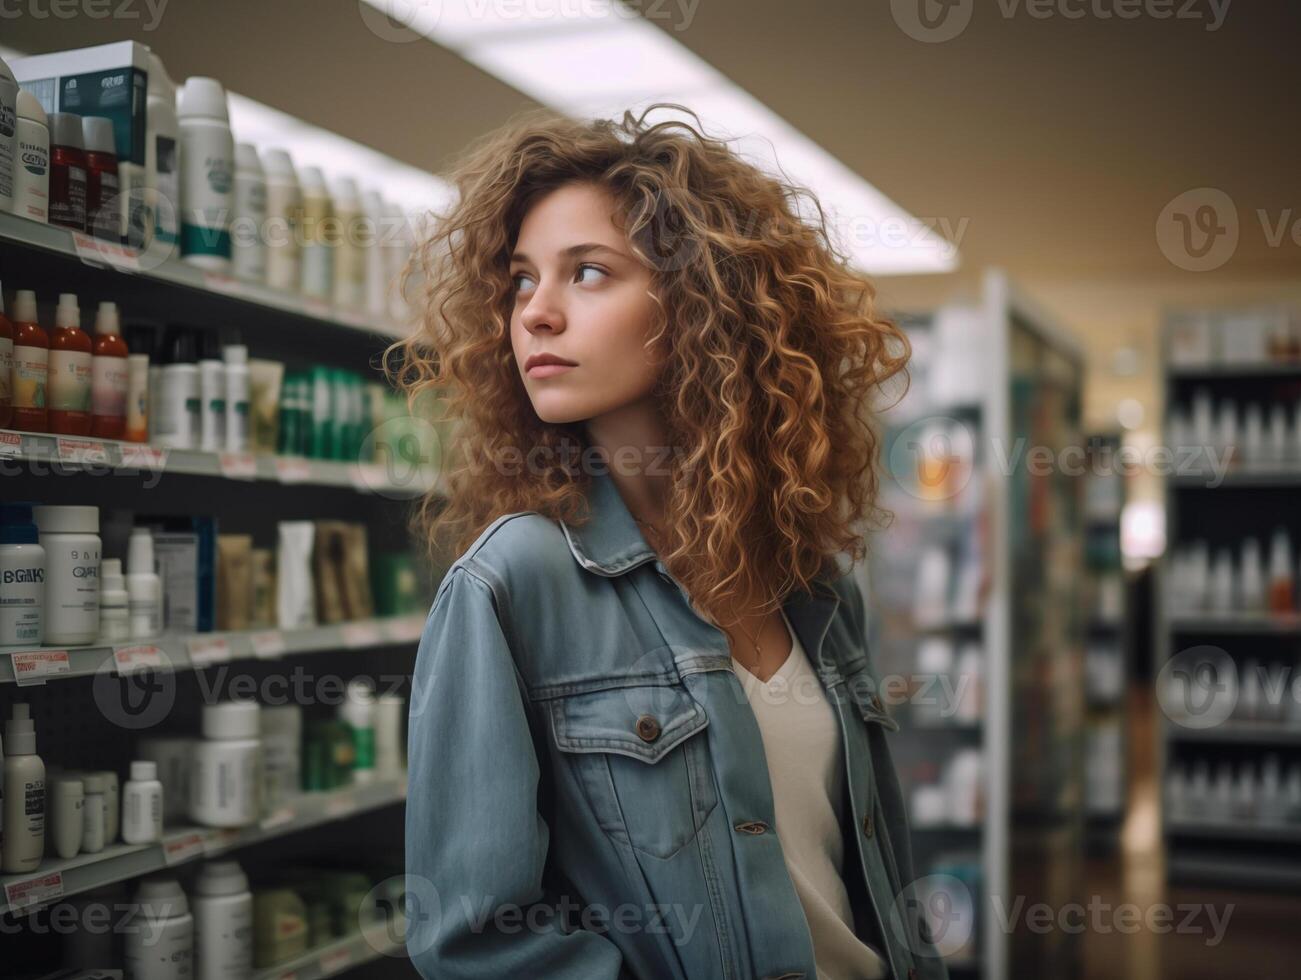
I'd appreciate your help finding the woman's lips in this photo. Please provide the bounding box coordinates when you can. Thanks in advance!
[527,363,576,378]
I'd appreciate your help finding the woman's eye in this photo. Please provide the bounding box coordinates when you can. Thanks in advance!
[576,264,606,284]
[512,272,535,293]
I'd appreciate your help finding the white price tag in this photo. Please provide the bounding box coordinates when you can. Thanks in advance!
[251,631,288,659]
[302,297,331,319]
[320,948,353,975]
[71,231,141,272]
[188,636,232,668]
[10,650,71,685]
[4,871,64,911]
[259,806,296,831]
[202,828,241,855]
[56,437,111,465]
[324,793,359,820]
[0,431,21,457]
[121,443,167,470]
[202,271,245,296]
[341,622,381,649]
[275,456,313,484]
[162,831,209,866]
[113,644,164,675]
[218,452,258,480]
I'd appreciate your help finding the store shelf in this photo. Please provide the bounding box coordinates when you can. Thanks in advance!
[254,920,408,980]
[1166,723,1301,746]
[1171,466,1301,488]
[1167,850,1301,890]
[0,776,408,915]
[0,614,428,684]
[0,428,441,498]
[1168,361,1301,379]
[0,211,411,340]
[1168,613,1301,635]
[1166,820,1301,843]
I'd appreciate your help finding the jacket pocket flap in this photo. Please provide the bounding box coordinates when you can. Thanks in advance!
[549,683,709,764]
[842,667,902,732]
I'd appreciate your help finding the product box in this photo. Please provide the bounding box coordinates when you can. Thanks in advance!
[141,514,217,633]
[12,41,150,246]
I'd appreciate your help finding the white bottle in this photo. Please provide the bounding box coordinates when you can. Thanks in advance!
[374,693,406,777]
[361,188,388,318]
[331,176,363,310]
[193,861,254,980]
[261,148,301,293]
[126,876,195,980]
[384,200,413,322]
[223,344,250,452]
[0,502,45,647]
[91,768,121,844]
[232,143,267,284]
[198,329,227,452]
[127,527,164,639]
[341,679,376,784]
[0,54,18,212]
[298,166,333,300]
[145,53,181,253]
[156,326,200,449]
[2,704,46,873]
[189,700,261,828]
[1239,539,1264,614]
[48,775,84,860]
[259,704,301,814]
[136,735,195,824]
[80,771,107,853]
[11,89,50,223]
[178,77,234,271]
[99,557,130,642]
[122,760,164,844]
[32,504,101,646]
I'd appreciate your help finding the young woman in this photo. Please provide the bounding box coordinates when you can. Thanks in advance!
[393,104,948,980]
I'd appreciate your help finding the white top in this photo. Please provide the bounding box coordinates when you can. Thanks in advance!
[731,612,888,980]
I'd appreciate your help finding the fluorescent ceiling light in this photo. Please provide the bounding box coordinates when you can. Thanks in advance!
[358,0,958,275]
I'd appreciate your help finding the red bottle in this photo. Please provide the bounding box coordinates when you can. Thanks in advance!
[48,293,93,436]
[49,112,88,233]
[83,116,122,243]
[9,290,49,433]
[91,301,129,439]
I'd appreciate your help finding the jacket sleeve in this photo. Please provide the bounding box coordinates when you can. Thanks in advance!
[404,565,627,979]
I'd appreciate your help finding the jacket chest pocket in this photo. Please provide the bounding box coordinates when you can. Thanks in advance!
[548,681,718,859]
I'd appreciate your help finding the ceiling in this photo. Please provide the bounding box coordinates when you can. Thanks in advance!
[5,0,1298,436]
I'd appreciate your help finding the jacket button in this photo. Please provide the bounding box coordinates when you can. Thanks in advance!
[861,813,874,837]
[734,820,768,835]
[635,715,661,742]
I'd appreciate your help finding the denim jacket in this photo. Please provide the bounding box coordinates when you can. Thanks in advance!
[405,468,949,980]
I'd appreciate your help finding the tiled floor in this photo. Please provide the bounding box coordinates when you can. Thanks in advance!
[1082,686,1301,980]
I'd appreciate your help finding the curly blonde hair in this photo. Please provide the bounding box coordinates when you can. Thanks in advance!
[386,102,910,621]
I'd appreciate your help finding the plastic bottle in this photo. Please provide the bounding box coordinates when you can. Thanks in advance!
[124,324,154,443]
[384,200,413,322]
[331,176,363,309]
[198,328,227,452]
[0,282,11,426]
[259,705,301,814]
[126,877,195,980]
[12,89,50,223]
[32,504,101,646]
[156,326,200,449]
[2,704,46,873]
[48,112,87,232]
[122,760,163,844]
[89,300,129,439]
[145,52,180,253]
[374,693,405,777]
[0,502,45,647]
[178,77,234,270]
[127,527,163,639]
[232,143,267,283]
[223,343,250,452]
[193,861,254,980]
[262,148,301,293]
[48,775,84,860]
[9,289,49,432]
[48,292,93,435]
[298,166,333,300]
[80,771,107,853]
[91,768,121,843]
[0,53,18,212]
[341,679,376,784]
[99,557,130,642]
[82,116,122,242]
[190,700,261,828]
[361,188,388,318]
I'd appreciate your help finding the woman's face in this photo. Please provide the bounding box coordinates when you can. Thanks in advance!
[510,182,663,426]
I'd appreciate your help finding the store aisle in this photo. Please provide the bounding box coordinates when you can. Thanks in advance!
[1084,685,1301,980]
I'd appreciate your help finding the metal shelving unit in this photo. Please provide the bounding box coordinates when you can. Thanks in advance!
[1157,306,1301,891]
[865,269,1087,980]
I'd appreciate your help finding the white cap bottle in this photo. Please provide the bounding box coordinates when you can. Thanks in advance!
[99,557,130,642]
[12,89,50,223]
[193,861,254,980]
[145,52,180,252]
[126,877,194,980]
[261,148,302,293]
[127,527,163,639]
[177,77,234,270]
[0,53,18,212]
[122,760,164,844]
[2,704,46,873]
[232,143,267,283]
[298,166,333,301]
